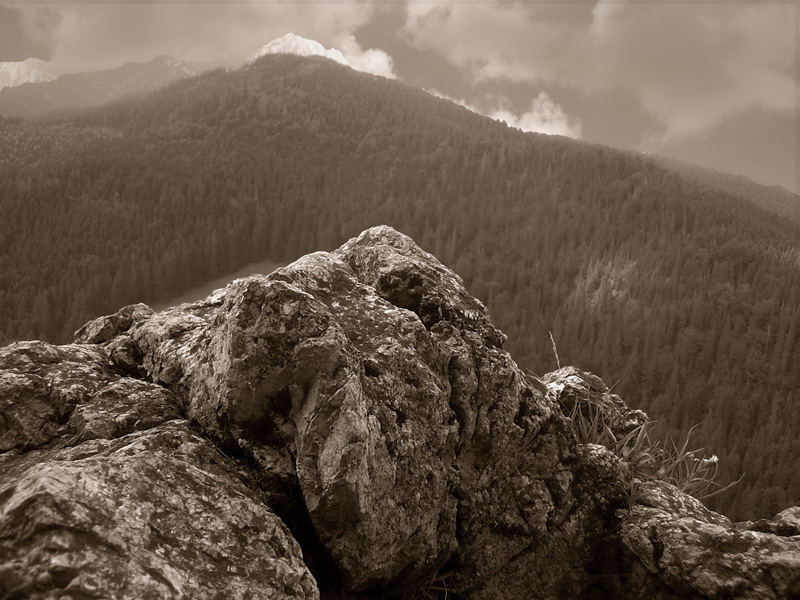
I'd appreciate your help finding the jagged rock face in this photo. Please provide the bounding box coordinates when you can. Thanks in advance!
[543,366,649,437]
[0,344,316,600]
[614,482,800,599]
[2,225,798,599]
[1,342,119,452]
[83,226,611,593]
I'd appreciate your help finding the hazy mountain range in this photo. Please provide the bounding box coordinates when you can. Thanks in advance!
[0,54,202,118]
[1,42,799,522]
[0,34,391,120]
[3,34,796,208]
[0,57,66,90]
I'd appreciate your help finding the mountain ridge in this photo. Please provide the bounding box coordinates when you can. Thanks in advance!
[2,46,795,206]
[651,153,799,224]
[0,54,200,118]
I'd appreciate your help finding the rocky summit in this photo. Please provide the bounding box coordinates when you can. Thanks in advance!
[1,226,798,600]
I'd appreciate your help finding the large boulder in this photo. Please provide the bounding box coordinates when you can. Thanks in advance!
[2,225,797,599]
[0,342,317,600]
[89,226,629,594]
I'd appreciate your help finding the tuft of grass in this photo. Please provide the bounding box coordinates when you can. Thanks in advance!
[399,572,454,600]
[565,397,741,502]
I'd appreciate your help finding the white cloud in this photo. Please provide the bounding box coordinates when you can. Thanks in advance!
[430,89,582,139]
[12,3,381,71]
[428,89,471,109]
[589,2,797,140]
[403,1,797,141]
[404,3,582,84]
[254,32,396,79]
[488,93,582,138]
[334,34,396,79]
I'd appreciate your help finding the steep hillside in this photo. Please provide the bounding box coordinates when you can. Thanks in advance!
[652,155,800,224]
[1,54,799,519]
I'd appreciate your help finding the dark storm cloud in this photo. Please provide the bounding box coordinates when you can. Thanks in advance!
[0,7,32,61]
[2,0,794,190]
[7,1,792,138]
[5,2,381,70]
[0,4,62,61]
[401,1,796,141]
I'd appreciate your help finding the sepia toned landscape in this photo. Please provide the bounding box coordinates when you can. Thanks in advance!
[1,3,798,598]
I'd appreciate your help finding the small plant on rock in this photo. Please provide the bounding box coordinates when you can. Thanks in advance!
[565,397,740,502]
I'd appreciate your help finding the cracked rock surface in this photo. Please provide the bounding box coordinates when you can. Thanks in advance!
[2,226,798,599]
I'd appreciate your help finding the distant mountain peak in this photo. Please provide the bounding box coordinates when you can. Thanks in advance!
[147,54,198,76]
[0,55,203,118]
[253,33,350,68]
[0,58,65,90]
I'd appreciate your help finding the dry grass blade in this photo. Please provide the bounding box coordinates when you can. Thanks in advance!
[549,331,561,370]
[400,572,453,600]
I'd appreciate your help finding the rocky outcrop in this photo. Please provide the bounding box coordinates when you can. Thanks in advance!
[1,226,798,599]
[612,482,800,599]
[0,341,317,600]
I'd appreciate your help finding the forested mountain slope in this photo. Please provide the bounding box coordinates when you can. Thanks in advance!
[1,54,798,520]
[652,154,799,224]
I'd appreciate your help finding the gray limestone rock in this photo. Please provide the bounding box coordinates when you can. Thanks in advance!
[108,227,634,594]
[614,481,800,599]
[0,334,317,600]
[0,341,117,452]
[0,421,318,600]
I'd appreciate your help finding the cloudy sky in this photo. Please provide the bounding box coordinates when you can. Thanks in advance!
[1,1,796,192]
